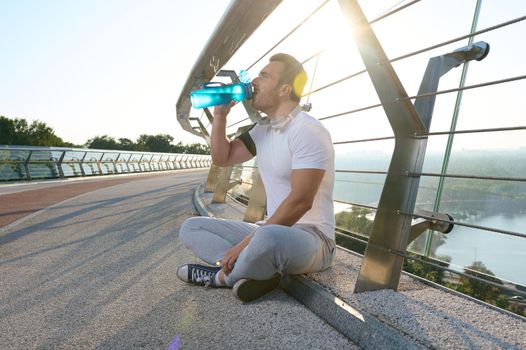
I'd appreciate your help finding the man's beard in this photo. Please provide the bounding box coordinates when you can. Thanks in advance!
[252,88,280,114]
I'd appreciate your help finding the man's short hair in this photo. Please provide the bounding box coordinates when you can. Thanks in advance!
[269,53,308,102]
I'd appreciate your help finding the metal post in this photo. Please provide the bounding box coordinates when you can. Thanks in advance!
[205,164,221,192]
[114,153,121,174]
[79,152,87,176]
[57,151,66,178]
[338,0,426,292]
[243,172,267,223]
[97,152,104,175]
[212,166,233,203]
[137,155,144,172]
[125,154,132,173]
[24,151,32,181]
[337,0,489,293]
[148,155,155,171]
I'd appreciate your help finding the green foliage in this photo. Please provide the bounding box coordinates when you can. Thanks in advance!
[403,254,451,283]
[85,135,122,150]
[452,261,502,304]
[181,142,210,155]
[335,207,373,236]
[496,295,510,309]
[1,116,210,154]
[136,134,174,152]
[85,134,210,154]
[0,115,67,147]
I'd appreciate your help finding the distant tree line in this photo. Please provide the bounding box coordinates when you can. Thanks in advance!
[0,116,75,147]
[0,116,209,154]
[84,134,209,154]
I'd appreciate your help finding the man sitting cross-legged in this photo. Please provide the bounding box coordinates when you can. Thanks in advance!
[177,53,335,302]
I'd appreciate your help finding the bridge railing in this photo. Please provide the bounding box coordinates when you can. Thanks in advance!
[177,0,526,314]
[0,145,211,181]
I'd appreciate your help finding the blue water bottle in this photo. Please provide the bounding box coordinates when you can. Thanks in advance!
[190,82,253,109]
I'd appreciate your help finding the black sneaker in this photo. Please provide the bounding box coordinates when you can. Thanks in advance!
[232,274,281,302]
[177,264,222,288]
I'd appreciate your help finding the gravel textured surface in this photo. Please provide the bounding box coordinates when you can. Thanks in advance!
[202,186,526,349]
[306,250,526,349]
[0,172,358,349]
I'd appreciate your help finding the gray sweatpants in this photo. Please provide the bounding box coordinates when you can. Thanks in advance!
[178,217,336,287]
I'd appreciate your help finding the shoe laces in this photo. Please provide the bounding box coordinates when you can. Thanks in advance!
[191,267,215,288]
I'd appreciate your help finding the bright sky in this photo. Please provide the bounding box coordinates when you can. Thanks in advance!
[0,0,229,146]
[1,0,525,150]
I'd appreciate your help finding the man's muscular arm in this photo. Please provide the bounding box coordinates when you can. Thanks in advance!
[265,168,325,226]
[210,103,253,166]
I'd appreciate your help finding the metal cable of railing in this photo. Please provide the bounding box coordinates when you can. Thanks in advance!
[368,0,421,25]
[335,179,385,185]
[245,0,332,71]
[332,126,526,146]
[333,136,395,145]
[402,74,526,102]
[319,103,383,121]
[302,0,422,65]
[333,199,526,240]
[335,169,388,175]
[318,74,526,122]
[407,172,526,183]
[388,249,526,297]
[334,228,526,297]
[304,14,526,97]
[227,117,251,129]
[426,125,526,137]
[225,1,425,130]
[334,199,378,211]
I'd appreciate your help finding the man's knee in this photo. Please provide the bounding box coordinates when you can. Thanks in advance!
[250,225,287,256]
[178,217,201,243]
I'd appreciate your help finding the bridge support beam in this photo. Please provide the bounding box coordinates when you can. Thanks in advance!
[338,0,489,292]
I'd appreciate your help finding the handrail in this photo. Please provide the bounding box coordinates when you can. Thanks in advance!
[0,145,211,181]
[178,0,526,309]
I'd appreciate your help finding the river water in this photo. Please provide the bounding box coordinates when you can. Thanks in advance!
[434,213,526,286]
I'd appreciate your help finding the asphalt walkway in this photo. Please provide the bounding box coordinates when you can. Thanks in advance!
[0,170,359,349]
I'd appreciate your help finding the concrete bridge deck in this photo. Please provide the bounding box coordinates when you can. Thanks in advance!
[1,170,525,349]
[0,170,358,349]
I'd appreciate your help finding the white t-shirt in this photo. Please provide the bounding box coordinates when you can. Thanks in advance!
[238,108,335,240]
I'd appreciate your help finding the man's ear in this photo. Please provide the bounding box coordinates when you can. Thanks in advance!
[279,84,292,97]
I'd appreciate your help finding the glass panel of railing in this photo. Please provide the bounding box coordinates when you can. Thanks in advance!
[0,149,30,180]
[127,153,141,172]
[85,151,103,160]
[420,153,526,287]
[172,155,181,169]
[100,152,119,175]
[333,140,392,238]
[82,160,99,176]
[164,155,175,170]
[61,150,84,176]
[141,156,152,172]
[27,150,60,179]
[114,153,131,173]
[334,200,376,242]
[228,165,257,205]
[62,150,85,162]
[150,154,161,171]
[82,152,103,176]
[430,200,526,287]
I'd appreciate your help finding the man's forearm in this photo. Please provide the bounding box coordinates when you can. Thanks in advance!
[210,116,230,165]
